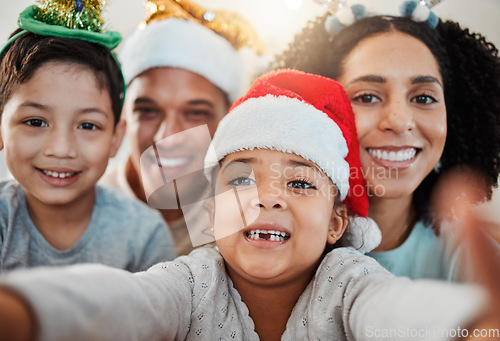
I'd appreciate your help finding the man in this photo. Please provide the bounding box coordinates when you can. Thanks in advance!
[102,0,266,255]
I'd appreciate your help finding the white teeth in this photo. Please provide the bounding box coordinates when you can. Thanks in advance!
[42,170,76,178]
[246,229,289,242]
[368,148,417,162]
[159,158,189,168]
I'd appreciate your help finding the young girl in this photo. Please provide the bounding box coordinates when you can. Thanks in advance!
[274,0,500,280]
[0,2,176,272]
[0,69,490,341]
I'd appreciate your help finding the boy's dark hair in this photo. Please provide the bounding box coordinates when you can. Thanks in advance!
[0,29,124,125]
[275,15,500,228]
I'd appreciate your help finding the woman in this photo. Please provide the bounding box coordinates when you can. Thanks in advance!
[274,4,500,280]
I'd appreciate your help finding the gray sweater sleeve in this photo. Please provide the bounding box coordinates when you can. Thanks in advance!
[347,279,486,340]
[334,251,487,341]
[1,261,194,341]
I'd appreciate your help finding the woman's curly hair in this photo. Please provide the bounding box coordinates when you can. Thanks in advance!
[274,15,500,226]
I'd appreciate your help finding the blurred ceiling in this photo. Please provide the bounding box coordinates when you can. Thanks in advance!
[1,0,499,57]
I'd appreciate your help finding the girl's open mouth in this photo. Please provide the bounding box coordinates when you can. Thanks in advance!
[245,229,290,242]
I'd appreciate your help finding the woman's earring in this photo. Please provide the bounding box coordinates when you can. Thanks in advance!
[434,160,442,173]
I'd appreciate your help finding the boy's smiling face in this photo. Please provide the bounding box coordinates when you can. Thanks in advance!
[212,149,347,287]
[0,61,124,208]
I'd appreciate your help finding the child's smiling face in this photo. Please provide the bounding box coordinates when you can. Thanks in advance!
[0,61,124,207]
[212,149,347,286]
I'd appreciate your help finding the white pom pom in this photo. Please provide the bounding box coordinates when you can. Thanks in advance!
[336,7,356,26]
[324,15,339,35]
[412,5,430,22]
[339,216,381,253]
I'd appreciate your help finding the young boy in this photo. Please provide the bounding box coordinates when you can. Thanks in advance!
[0,2,176,272]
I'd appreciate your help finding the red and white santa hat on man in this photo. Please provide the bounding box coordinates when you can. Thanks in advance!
[205,69,381,253]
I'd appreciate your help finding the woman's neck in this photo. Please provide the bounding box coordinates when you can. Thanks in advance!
[25,189,96,250]
[369,194,416,251]
[125,157,184,223]
[227,264,316,341]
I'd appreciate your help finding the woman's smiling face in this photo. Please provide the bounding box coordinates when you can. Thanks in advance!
[338,31,447,200]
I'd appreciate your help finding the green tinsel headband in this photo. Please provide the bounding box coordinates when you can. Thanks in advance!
[0,2,125,106]
[1,4,122,56]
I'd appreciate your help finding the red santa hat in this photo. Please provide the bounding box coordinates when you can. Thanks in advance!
[205,69,381,252]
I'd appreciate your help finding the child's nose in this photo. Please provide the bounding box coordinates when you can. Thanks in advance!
[251,183,288,210]
[43,128,78,158]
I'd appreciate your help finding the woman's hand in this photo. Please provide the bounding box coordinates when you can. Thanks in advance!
[0,288,36,341]
[433,169,500,340]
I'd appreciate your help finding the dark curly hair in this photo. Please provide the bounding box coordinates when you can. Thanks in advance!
[0,28,124,126]
[275,15,500,226]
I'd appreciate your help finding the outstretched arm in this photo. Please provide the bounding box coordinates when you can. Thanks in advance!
[0,262,193,341]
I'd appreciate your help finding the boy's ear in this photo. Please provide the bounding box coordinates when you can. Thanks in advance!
[109,120,126,158]
[205,198,215,230]
[327,205,348,245]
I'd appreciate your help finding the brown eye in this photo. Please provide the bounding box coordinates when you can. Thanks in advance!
[185,110,211,122]
[412,94,437,104]
[79,122,99,130]
[24,119,48,127]
[134,107,161,118]
[352,93,381,104]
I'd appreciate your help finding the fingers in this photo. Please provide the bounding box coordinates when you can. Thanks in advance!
[432,167,486,224]
[432,168,500,308]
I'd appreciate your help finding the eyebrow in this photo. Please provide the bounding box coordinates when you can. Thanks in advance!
[222,158,257,171]
[345,75,385,87]
[19,101,109,118]
[188,99,215,108]
[346,74,442,88]
[411,75,443,88]
[133,97,215,108]
[223,158,320,169]
[287,159,315,169]
[286,159,324,175]
[20,102,47,111]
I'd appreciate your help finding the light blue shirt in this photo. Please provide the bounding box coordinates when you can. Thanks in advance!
[367,221,460,280]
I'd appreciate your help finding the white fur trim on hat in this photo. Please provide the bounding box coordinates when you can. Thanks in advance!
[119,19,244,102]
[205,95,351,200]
